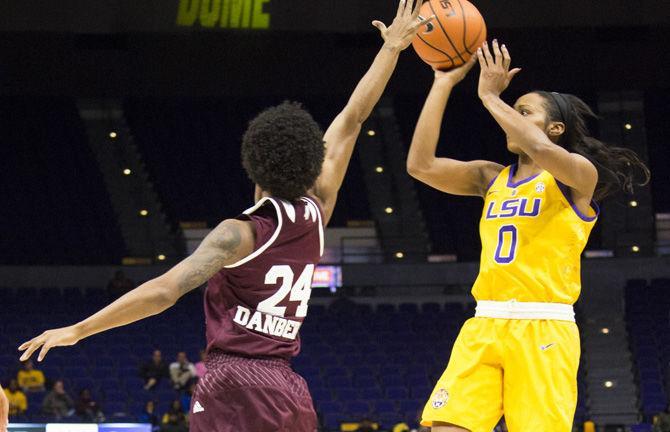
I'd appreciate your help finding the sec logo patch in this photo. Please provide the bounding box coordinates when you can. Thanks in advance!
[431,389,449,409]
[535,182,546,193]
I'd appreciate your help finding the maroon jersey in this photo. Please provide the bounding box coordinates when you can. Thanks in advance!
[204,196,324,360]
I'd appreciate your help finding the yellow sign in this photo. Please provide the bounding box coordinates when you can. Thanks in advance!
[177,0,270,29]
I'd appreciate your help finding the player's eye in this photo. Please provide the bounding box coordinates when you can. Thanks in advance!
[520,109,529,116]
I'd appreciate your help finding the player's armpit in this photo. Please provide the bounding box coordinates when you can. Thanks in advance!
[165,219,256,299]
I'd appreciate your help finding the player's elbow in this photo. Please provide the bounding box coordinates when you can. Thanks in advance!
[406,158,430,180]
[151,276,181,309]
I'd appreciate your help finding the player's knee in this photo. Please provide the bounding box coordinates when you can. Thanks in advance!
[432,422,471,432]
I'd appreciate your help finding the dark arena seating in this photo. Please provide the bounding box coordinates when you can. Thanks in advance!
[0,287,206,424]
[124,97,371,228]
[0,286,596,430]
[626,278,670,419]
[0,98,126,264]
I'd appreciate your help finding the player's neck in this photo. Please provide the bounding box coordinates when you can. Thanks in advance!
[515,155,543,179]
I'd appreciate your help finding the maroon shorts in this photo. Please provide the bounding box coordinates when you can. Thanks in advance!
[189,351,317,432]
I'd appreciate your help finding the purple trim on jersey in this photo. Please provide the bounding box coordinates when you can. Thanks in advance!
[507,164,541,188]
[484,173,499,194]
[556,180,600,222]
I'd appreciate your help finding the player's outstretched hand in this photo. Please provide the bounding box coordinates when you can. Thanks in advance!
[476,39,521,99]
[433,54,478,87]
[372,0,435,52]
[18,326,81,362]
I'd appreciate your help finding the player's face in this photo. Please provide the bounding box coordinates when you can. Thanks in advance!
[507,93,552,154]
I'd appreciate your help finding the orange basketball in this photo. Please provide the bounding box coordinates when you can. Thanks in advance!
[412,0,487,70]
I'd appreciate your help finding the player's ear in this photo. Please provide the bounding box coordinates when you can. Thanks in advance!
[547,121,565,138]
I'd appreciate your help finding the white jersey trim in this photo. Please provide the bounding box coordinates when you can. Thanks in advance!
[301,197,324,257]
[475,300,575,322]
[224,197,283,269]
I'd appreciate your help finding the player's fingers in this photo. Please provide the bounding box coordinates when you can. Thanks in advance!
[412,0,424,18]
[372,21,387,33]
[411,14,434,31]
[396,0,407,17]
[18,338,34,351]
[405,0,417,17]
[492,39,503,66]
[482,41,494,66]
[501,43,511,69]
[37,343,53,362]
[19,340,42,362]
[508,68,522,80]
[476,47,487,68]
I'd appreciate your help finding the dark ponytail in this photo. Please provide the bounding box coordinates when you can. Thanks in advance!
[534,91,651,201]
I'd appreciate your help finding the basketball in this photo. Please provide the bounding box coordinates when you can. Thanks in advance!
[412,0,487,70]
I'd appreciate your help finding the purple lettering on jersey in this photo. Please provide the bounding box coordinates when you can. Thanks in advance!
[499,199,520,218]
[485,201,497,219]
[485,198,543,220]
[519,198,541,217]
[494,225,518,264]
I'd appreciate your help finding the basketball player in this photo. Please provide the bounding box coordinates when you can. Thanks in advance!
[406,41,649,431]
[18,1,432,431]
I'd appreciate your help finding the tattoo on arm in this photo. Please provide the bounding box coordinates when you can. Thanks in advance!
[175,222,243,296]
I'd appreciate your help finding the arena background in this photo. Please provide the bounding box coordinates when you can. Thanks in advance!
[1,0,669,431]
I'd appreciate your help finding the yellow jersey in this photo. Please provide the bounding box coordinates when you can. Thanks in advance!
[471,164,598,304]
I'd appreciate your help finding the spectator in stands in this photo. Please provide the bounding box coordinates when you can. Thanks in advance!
[140,350,169,390]
[654,406,670,432]
[391,423,409,432]
[138,400,160,431]
[42,380,75,420]
[17,360,45,392]
[355,419,376,432]
[169,352,196,391]
[583,420,595,432]
[3,379,27,418]
[0,383,8,432]
[75,388,105,422]
[194,350,207,379]
[107,270,134,299]
[161,400,188,432]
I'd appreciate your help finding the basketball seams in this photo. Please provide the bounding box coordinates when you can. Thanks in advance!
[416,34,454,64]
[457,0,471,55]
[413,0,486,70]
[428,0,467,64]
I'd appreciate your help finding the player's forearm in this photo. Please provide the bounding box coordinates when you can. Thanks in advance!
[344,43,401,124]
[74,278,176,340]
[407,81,454,173]
[481,94,547,154]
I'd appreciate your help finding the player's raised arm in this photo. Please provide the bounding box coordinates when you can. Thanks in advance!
[475,40,598,196]
[18,219,255,362]
[406,57,503,197]
[312,0,433,225]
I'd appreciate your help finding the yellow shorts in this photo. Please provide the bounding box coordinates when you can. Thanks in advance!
[421,317,580,432]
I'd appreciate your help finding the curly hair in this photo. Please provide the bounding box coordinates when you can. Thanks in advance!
[241,101,325,201]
